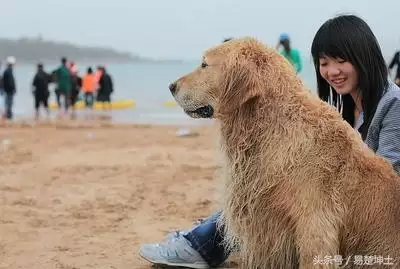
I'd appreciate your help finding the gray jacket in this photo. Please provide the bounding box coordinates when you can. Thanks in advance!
[362,81,400,175]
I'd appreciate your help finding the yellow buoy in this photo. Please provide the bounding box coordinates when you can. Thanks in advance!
[49,99,136,110]
[163,100,177,107]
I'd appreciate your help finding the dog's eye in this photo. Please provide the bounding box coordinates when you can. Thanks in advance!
[201,62,208,68]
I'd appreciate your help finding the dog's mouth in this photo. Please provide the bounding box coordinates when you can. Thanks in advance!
[185,105,214,118]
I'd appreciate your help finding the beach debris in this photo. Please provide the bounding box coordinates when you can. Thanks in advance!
[176,128,198,137]
[1,139,11,151]
[86,133,95,140]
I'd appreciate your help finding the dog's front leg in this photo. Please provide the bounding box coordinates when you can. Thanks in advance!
[295,210,341,269]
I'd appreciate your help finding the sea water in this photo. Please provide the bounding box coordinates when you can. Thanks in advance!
[2,57,317,125]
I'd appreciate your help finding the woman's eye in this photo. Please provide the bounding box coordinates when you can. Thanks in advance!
[201,62,208,68]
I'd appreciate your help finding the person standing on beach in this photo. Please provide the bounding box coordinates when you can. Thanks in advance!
[69,61,77,75]
[0,61,3,115]
[389,50,400,87]
[276,33,302,74]
[94,65,103,90]
[50,69,61,109]
[0,61,3,95]
[69,67,82,119]
[53,57,72,117]
[2,56,16,120]
[97,67,113,111]
[32,63,51,120]
[82,67,97,117]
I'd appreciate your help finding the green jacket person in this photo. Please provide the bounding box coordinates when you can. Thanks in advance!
[277,33,302,74]
[54,57,71,95]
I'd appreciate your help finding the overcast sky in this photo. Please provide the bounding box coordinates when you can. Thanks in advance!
[2,0,399,60]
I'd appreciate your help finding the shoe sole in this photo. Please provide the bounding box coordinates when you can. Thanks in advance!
[139,251,210,269]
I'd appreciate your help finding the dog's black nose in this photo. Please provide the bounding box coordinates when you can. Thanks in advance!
[169,83,177,94]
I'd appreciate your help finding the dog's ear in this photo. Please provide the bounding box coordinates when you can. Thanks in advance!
[218,56,262,114]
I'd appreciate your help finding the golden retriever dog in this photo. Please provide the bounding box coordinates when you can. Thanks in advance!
[168,37,400,269]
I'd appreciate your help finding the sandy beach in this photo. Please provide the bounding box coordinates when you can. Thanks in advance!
[0,120,235,269]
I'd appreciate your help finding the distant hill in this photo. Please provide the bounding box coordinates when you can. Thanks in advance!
[0,36,150,64]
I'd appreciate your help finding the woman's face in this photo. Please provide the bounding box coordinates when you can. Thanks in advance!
[319,56,358,95]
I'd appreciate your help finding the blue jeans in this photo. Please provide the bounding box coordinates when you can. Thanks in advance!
[184,211,230,267]
[4,92,14,119]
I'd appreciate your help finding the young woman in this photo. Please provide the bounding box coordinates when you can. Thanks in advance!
[313,15,400,170]
[139,14,400,269]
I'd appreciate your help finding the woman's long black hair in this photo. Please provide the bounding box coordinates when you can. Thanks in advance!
[311,14,389,140]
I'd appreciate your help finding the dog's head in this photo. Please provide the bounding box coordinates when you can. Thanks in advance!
[169,37,295,119]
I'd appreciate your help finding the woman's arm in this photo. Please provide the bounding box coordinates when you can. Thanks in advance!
[376,98,400,174]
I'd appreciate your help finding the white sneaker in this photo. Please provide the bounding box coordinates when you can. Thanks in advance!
[139,233,210,269]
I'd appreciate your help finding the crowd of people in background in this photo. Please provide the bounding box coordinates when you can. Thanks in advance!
[0,56,114,121]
